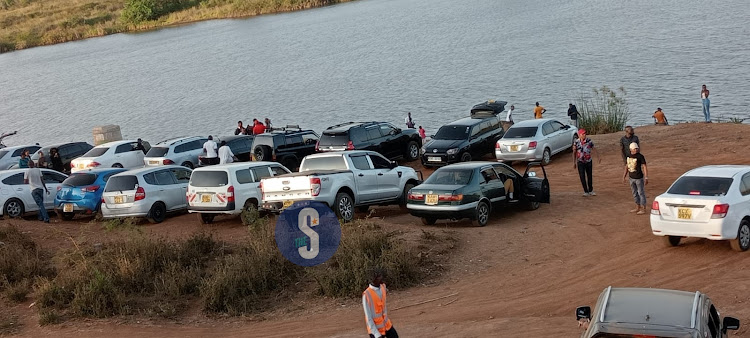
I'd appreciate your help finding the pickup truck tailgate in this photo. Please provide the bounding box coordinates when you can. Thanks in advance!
[262,176,313,202]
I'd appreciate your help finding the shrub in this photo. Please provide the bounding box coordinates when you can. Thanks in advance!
[575,86,630,135]
[121,0,200,24]
[0,225,55,296]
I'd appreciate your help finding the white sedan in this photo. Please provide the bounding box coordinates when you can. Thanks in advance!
[650,165,750,251]
[0,169,67,218]
[71,140,149,173]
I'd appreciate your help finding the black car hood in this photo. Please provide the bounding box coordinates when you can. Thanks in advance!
[425,139,466,152]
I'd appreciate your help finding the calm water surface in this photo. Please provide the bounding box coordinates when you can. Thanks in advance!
[1,0,749,145]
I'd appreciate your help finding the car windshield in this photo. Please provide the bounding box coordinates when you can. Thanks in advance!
[504,127,538,138]
[319,132,348,146]
[424,169,473,185]
[301,156,348,171]
[105,175,139,192]
[667,176,733,196]
[190,171,229,187]
[434,126,470,140]
[63,173,97,187]
[83,147,109,157]
[146,147,169,157]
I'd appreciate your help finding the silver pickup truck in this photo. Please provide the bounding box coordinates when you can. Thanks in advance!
[260,150,421,222]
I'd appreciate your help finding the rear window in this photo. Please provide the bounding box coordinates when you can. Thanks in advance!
[146,147,169,157]
[668,176,734,196]
[434,125,470,140]
[83,147,109,157]
[424,169,473,185]
[63,173,97,187]
[190,171,229,187]
[301,156,347,171]
[105,175,139,192]
[504,127,538,138]
[319,132,349,146]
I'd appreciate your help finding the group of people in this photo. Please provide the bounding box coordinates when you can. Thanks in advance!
[235,118,272,135]
[404,112,427,140]
[18,148,64,172]
[201,136,238,166]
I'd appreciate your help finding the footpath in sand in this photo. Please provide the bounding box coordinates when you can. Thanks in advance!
[6,123,750,337]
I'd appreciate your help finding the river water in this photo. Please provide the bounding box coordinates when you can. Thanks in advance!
[1,0,749,146]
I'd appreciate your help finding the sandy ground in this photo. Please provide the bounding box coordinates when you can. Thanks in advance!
[4,123,750,337]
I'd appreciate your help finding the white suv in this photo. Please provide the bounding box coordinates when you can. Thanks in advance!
[188,162,290,224]
[71,140,149,172]
[101,165,192,223]
[144,136,207,169]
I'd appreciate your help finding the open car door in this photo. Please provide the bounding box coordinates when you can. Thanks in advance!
[523,162,550,203]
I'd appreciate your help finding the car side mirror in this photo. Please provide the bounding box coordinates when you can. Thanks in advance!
[576,306,591,321]
[723,316,740,332]
[390,161,397,169]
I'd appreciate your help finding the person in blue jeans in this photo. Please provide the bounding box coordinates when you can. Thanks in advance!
[23,161,50,223]
[701,84,711,123]
[623,142,648,215]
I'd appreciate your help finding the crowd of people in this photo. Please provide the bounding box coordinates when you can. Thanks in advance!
[235,118,273,135]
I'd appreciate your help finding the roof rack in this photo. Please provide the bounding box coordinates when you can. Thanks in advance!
[326,122,356,130]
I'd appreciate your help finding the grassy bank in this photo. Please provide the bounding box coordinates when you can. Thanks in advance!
[0,0,355,53]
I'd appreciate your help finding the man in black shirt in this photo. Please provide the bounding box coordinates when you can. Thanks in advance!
[567,103,579,128]
[623,142,648,215]
[235,121,246,135]
[619,126,640,164]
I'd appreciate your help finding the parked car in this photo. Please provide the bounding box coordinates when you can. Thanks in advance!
[576,287,739,338]
[71,140,150,173]
[317,122,422,161]
[54,168,127,220]
[421,114,504,167]
[251,126,319,171]
[260,150,422,222]
[144,136,208,169]
[0,145,41,170]
[470,100,507,116]
[198,135,255,166]
[0,169,68,218]
[188,161,291,224]
[101,165,192,223]
[495,118,577,165]
[651,165,750,251]
[10,142,93,174]
[406,161,549,226]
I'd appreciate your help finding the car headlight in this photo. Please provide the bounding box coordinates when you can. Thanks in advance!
[446,148,459,155]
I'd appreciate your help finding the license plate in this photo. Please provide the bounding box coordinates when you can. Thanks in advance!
[201,194,212,203]
[428,156,441,162]
[426,194,438,205]
[510,145,519,152]
[678,208,692,219]
[149,160,159,165]
[63,203,74,212]
[77,163,85,169]
[283,200,294,209]
[114,196,124,204]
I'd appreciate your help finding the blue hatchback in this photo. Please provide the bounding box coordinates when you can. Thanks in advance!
[55,168,128,220]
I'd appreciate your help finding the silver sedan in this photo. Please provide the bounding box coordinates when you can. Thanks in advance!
[495,118,578,165]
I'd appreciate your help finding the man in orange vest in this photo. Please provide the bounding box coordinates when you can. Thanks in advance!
[363,268,398,338]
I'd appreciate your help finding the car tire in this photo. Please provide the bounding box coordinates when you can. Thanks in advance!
[730,219,750,252]
[254,146,272,162]
[472,200,490,227]
[4,198,24,218]
[198,213,215,225]
[334,192,354,223]
[460,152,472,162]
[421,217,436,225]
[399,182,416,208]
[524,200,540,211]
[405,141,420,161]
[60,212,75,221]
[542,148,551,165]
[356,206,369,213]
[147,202,167,224]
[664,235,682,247]
[112,163,123,168]
[181,161,194,169]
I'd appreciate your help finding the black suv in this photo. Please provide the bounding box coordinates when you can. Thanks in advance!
[251,126,319,171]
[198,135,255,166]
[30,142,94,174]
[317,122,422,161]
[421,112,504,167]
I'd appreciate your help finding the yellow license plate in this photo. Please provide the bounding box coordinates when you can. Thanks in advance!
[201,194,212,203]
[510,145,519,151]
[678,208,692,219]
[283,200,294,209]
[63,203,74,212]
[114,196,124,204]
[149,160,159,165]
[77,164,85,169]
[426,194,438,205]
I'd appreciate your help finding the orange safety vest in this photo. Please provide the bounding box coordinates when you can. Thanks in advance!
[363,284,393,335]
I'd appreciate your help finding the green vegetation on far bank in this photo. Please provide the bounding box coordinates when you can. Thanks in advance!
[0,0,355,53]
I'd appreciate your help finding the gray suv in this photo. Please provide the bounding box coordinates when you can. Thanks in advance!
[576,287,739,338]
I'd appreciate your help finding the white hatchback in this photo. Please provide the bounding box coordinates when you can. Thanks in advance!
[651,165,750,251]
[0,145,41,170]
[71,140,150,173]
[0,169,67,218]
[187,162,290,224]
[101,165,192,223]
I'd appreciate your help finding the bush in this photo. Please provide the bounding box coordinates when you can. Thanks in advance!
[575,86,630,135]
[0,225,55,297]
[121,0,199,24]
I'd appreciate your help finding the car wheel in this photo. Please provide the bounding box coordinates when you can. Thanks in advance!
[112,163,123,168]
[356,206,369,213]
[254,146,272,162]
[198,213,215,225]
[181,161,194,169]
[472,200,490,227]
[399,182,416,208]
[147,202,167,224]
[421,217,436,225]
[664,235,681,247]
[460,152,472,162]
[524,200,540,211]
[4,198,24,218]
[730,219,750,252]
[334,192,354,223]
[406,141,420,161]
[61,212,75,221]
[542,148,551,165]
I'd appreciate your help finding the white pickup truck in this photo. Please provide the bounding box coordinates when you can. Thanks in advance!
[260,150,422,222]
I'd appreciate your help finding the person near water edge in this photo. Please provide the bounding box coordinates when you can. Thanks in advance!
[623,142,648,215]
[36,150,47,168]
[573,129,600,197]
[18,149,30,168]
[50,148,64,173]
[252,119,266,135]
[24,161,50,223]
[619,126,640,164]
[567,103,579,128]
[235,121,246,135]
[405,112,415,129]
[218,141,236,165]
[264,118,273,132]
[203,136,219,165]
[363,267,398,338]
[418,126,426,140]
[701,84,711,123]
[506,105,515,124]
[534,102,546,119]
[652,108,668,125]
[134,138,147,154]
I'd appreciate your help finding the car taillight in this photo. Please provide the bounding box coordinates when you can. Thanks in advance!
[315,141,320,152]
[163,159,175,165]
[651,201,660,215]
[226,186,235,203]
[528,141,538,150]
[81,185,100,193]
[87,162,101,168]
[711,204,729,219]
[346,141,355,150]
[57,186,62,191]
[134,187,146,201]
[101,197,105,204]
[495,142,500,149]
[438,194,464,202]
[311,178,321,196]
[408,192,424,200]
[259,181,264,195]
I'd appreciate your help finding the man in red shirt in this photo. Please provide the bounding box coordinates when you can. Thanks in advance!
[252,120,266,135]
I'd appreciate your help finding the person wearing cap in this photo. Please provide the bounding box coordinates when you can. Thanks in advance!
[652,108,668,125]
[623,142,648,214]
[619,126,640,164]
[573,128,600,197]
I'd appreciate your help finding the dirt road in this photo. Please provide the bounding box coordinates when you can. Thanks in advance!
[7,123,750,337]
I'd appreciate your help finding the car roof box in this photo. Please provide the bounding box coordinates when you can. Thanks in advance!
[471,100,507,118]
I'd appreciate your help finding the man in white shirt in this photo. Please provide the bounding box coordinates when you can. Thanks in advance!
[404,112,415,129]
[203,136,219,165]
[218,141,236,164]
[23,161,50,223]
[362,268,398,338]
[506,105,515,123]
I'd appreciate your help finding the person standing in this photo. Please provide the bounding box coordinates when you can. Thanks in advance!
[264,118,273,132]
[652,108,668,125]
[418,126,426,140]
[405,112,415,129]
[573,129,600,197]
[49,148,64,173]
[701,84,711,123]
[567,103,579,128]
[18,149,30,168]
[24,161,50,223]
[619,126,640,164]
[623,142,648,214]
[134,138,147,154]
[235,121,246,135]
[534,102,546,119]
[203,136,219,165]
[363,268,398,338]
[218,141,236,165]
[36,150,47,168]
[252,120,266,135]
